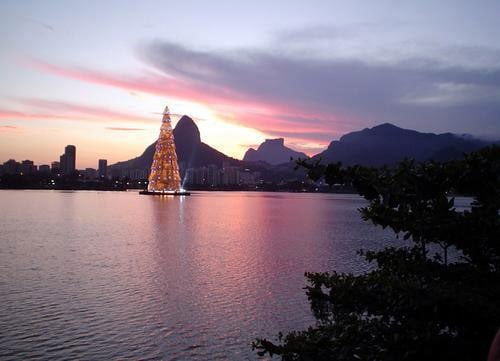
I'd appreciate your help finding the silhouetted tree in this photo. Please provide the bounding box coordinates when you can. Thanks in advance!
[253,146,500,361]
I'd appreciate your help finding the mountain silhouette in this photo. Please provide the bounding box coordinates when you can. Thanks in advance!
[111,119,495,178]
[110,116,238,175]
[315,123,491,166]
[243,138,306,165]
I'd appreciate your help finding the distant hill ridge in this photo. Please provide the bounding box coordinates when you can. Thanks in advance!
[315,123,492,166]
[243,138,306,165]
[111,118,496,176]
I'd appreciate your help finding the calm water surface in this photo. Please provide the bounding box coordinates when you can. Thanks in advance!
[0,190,399,360]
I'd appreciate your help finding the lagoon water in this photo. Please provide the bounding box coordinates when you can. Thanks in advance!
[0,190,398,360]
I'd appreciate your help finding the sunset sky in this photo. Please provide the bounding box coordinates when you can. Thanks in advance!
[1,0,500,168]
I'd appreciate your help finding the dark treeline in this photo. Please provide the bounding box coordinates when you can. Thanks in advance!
[254,146,500,361]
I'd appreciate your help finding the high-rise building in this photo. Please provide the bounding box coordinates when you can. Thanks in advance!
[60,145,76,175]
[66,145,76,174]
[222,162,240,185]
[207,164,220,186]
[98,159,107,178]
[38,164,50,173]
[59,154,67,173]
[3,159,21,175]
[194,166,208,185]
[128,168,148,180]
[20,160,36,174]
[239,169,259,185]
[51,161,60,174]
[147,106,182,192]
[84,168,98,179]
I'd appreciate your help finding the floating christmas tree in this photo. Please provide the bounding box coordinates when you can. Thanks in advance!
[147,105,182,193]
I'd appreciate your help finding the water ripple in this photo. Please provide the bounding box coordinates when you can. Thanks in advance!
[0,190,402,360]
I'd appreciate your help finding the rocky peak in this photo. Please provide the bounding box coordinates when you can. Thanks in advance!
[243,138,306,165]
[173,115,201,145]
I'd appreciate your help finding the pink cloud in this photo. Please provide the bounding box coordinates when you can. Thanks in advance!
[28,58,279,120]
[22,58,346,147]
[0,98,155,124]
[24,57,252,110]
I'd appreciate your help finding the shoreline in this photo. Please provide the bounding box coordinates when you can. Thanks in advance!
[0,187,358,195]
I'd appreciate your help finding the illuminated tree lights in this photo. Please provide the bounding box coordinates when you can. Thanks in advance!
[147,106,182,192]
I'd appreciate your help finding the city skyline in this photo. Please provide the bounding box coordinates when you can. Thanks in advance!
[0,143,269,189]
[1,1,500,168]
[1,144,104,175]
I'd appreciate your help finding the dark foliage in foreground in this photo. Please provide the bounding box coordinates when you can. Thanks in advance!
[253,146,500,361]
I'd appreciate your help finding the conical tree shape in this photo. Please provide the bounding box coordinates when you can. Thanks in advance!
[147,106,182,192]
